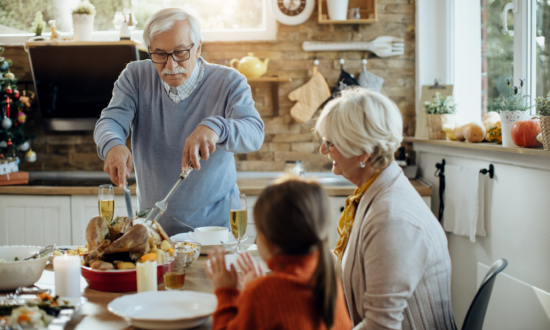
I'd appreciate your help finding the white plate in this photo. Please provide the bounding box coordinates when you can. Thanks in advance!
[170,233,248,255]
[108,291,217,330]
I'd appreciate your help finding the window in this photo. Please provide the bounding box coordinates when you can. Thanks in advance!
[0,0,276,42]
[486,0,537,115]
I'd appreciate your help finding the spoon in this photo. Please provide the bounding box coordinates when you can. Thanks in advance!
[172,218,201,231]
[220,241,241,255]
[24,244,56,260]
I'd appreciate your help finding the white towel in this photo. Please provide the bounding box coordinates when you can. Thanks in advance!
[443,164,487,242]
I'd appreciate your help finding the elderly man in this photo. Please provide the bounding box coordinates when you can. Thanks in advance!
[94,8,264,236]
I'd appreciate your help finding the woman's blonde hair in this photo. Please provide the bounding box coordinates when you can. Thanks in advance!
[315,87,403,169]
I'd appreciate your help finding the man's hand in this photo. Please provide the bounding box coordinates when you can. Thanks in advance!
[104,145,133,188]
[181,125,218,171]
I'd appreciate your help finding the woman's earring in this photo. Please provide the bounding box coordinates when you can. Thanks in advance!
[360,161,366,168]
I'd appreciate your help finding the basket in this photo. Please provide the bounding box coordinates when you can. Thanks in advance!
[540,116,550,151]
[426,114,455,140]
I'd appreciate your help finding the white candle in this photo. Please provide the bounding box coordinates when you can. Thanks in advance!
[136,260,157,293]
[53,255,81,298]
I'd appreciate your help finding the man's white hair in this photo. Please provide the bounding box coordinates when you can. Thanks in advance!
[143,8,203,51]
[315,88,403,170]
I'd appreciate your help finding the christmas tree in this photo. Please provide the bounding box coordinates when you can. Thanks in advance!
[0,46,36,162]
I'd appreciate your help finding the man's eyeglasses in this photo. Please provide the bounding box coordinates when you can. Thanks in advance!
[148,44,194,64]
[322,138,334,151]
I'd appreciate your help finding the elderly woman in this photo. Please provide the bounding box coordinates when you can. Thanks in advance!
[315,88,455,330]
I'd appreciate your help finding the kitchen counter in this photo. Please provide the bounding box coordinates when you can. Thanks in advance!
[0,176,432,197]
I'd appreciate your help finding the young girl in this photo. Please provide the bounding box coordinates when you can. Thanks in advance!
[206,177,352,330]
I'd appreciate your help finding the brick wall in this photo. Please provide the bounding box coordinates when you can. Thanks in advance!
[4,0,415,172]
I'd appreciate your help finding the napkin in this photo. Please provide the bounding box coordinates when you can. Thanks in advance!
[443,164,487,242]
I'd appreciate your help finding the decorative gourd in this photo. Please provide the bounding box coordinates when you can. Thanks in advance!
[483,112,501,131]
[486,121,502,144]
[463,122,486,143]
[511,118,543,148]
[454,125,466,141]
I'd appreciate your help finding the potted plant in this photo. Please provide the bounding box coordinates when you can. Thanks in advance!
[31,11,45,37]
[72,0,95,41]
[496,78,532,147]
[423,92,457,140]
[535,91,550,150]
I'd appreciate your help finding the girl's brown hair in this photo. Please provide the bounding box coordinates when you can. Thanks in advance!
[253,177,337,329]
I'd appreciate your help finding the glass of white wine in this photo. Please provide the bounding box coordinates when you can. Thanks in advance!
[229,194,247,252]
[98,184,115,223]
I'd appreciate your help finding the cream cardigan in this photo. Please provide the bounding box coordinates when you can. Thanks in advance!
[342,162,456,330]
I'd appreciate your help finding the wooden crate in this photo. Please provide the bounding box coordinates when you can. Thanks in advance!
[318,0,377,24]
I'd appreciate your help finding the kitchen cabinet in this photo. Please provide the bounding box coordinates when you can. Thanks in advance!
[71,195,139,245]
[0,195,71,246]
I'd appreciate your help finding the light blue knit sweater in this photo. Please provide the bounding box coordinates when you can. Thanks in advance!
[94,59,264,236]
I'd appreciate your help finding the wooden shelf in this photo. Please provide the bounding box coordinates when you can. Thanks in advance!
[247,77,291,82]
[403,137,550,157]
[318,0,377,24]
[25,40,140,48]
[246,76,291,117]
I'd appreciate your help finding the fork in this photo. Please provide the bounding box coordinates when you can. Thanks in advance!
[302,36,405,57]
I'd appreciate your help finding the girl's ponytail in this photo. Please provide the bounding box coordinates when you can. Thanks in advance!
[312,241,337,329]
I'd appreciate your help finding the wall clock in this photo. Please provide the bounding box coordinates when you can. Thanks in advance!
[269,0,315,26]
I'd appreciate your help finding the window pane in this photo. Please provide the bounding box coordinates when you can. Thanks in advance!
[486,0,515,112]
[536,0,550,98]
[0,0,264,34]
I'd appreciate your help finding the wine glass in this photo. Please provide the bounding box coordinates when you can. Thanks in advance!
[229,194,247,252]
[98,184,114,223]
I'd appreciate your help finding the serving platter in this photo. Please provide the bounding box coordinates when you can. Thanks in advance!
[108,291,217,330]
[0,295,87,330]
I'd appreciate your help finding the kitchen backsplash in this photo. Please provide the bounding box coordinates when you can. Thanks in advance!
[4,1,414,172]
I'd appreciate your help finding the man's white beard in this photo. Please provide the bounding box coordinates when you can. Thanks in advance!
[162,66,187,75]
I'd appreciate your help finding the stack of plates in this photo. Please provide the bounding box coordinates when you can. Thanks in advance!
[108,291,217,330]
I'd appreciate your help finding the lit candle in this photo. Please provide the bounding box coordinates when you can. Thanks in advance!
[136,260,158,292]
[53,255,81,298]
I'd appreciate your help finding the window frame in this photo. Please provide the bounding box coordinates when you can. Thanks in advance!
[0,0,277,43]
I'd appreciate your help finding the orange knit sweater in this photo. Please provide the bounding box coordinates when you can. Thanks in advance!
[213,253,352,330]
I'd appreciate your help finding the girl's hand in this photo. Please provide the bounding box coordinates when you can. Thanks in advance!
[206,247,238,290]
[237,251,264,290]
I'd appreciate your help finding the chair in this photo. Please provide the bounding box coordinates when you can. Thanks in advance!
[461,259,508,330]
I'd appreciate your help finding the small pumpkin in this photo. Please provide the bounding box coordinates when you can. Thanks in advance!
[511,118,542,148]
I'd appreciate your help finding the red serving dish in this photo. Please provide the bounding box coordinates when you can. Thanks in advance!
[81,260,174,293]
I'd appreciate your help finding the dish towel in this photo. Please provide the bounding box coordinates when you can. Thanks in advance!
[443,164,487,242]
[288,69,331,123]
[357,62,384,92]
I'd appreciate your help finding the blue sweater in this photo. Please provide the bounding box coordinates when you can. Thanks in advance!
[94,59,264,236]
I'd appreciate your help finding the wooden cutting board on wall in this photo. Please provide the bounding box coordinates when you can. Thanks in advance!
[415,84,454,138]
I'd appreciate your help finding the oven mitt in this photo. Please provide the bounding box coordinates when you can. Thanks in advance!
[319,69,360,109]
[289,70,331,123]
[358,64,384,92]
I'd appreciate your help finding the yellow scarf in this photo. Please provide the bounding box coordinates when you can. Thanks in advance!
[334,171,381,263]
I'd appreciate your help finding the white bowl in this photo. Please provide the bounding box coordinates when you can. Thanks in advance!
[188,226,229,245]
[108,291,217,330]
[0,245,48,291]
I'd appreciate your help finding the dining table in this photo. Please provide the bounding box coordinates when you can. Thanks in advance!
[1,256,216,330]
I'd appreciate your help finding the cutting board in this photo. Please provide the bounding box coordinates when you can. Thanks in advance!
[0,171,29,186]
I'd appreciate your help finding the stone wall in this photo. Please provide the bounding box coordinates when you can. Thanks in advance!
[3,0,415,172]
